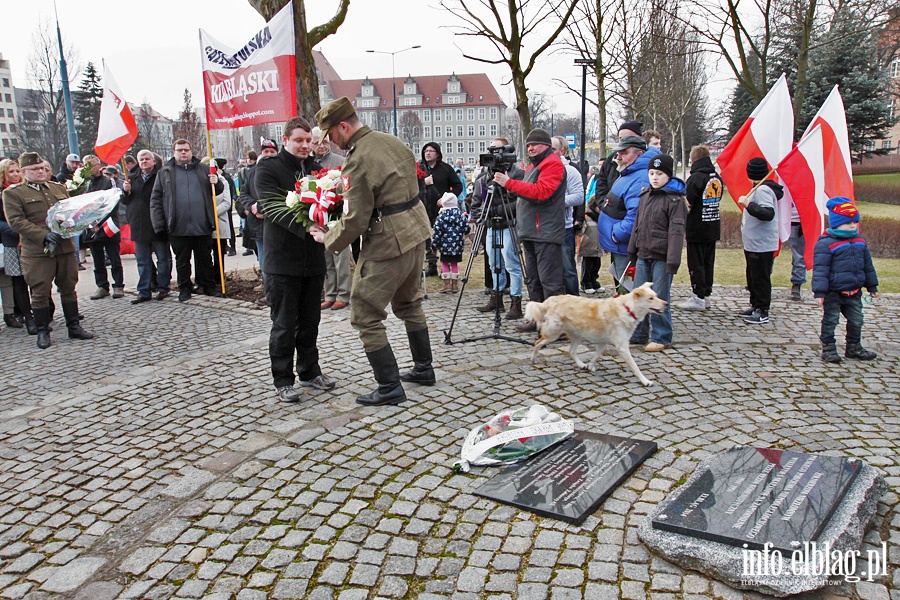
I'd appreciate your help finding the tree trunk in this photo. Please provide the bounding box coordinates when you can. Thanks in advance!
[792,0,818,130]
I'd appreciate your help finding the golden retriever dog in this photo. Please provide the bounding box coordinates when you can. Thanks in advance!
[524,283,668,386]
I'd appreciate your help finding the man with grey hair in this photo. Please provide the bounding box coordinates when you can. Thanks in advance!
[123,150,171,302]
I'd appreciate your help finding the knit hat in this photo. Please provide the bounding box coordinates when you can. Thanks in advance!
[826,196,860,228]
[260,138,278,152]
[619,120,643,136]
[524,128,552,147]
[648,154,674,179]
[438,191,458,211]
[746,157,769,181]
[18,152,42,168]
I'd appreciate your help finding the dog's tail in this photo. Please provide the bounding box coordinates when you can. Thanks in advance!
[524,300,545,328]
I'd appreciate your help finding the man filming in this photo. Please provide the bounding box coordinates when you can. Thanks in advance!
[468,138,525,319]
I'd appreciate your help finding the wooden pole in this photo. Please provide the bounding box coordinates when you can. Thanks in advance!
[207,128,227,294]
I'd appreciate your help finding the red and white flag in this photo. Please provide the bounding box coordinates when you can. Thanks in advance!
[200,1,297,130]
[101,218,120,238]
[717,74,794,204]
[802,85,854,200]
[776,125,826,267]
[94,63,138,165]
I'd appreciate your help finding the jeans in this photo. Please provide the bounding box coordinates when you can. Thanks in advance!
[485,227,522,297]
[789,223,807,285]
[610,252,631,292]
[562,227,579,296]
[630,258,674,345]
[256,239,266,283]
[134,241,172,297]
[88,237,123,289]
[820,291,864,346]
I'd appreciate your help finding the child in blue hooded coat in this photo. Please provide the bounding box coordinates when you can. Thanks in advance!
[627,154,687,352]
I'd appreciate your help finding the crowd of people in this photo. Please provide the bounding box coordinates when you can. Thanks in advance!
[0,108,881,398]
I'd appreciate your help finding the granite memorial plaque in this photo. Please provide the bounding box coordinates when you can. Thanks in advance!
[474,431,657,525]
[651,447,860,553]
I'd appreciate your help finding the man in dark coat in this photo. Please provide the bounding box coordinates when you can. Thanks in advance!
[149,139,224,302]
[122,149,172,302]
[419,142,463,276]
[255,117,336,402]
[236,140,278,281]
[81,155,125,300]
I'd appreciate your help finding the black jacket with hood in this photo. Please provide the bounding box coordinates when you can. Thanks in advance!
[419,142,463,225]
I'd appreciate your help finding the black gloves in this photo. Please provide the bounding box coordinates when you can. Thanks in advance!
[43,231,62,255]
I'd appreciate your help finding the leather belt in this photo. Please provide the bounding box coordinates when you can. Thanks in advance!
[373,196,421,221]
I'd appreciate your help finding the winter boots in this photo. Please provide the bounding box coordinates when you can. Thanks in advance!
[506,296,523,320]
[357,345,407,406]
[845,343,877,361]
[64,302,93,341]
[821,344,842,363]
[399,328,436,386]
[478,290,503,312]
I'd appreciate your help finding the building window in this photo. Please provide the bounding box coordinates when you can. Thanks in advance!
[445,109,452,121]
[446,95,460,104]
[457,142,464,153]
[423,110,430,122]
[490,124,498,136]
[478,108,486,120]
[424,126,431,137]
[457,109,464,121]
[445,126,452,137]
[479,125,486,137]
[468,142,475,153]
[468,108,475,120]
[490,107,498,120]
[6,109,12,118]
[3,94,10,103]
[891,59,900,79]
[361,99,375,108]
[467,125,475,137]
[456,126,463,137]
[883,140,892,150]
[0,124,6,133]
[403,97,416,106]
[434,127,441,138]
[1,78,8,87]
[479,141,487,153]
[434,111,441,122]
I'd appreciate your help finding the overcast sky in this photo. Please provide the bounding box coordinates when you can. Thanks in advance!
[4,0,593,122]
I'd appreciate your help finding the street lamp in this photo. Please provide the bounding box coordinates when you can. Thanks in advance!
[574,58,594,185]
[366,45,421,137]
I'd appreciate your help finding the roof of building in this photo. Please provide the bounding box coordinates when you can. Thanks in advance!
[328,73,505,109]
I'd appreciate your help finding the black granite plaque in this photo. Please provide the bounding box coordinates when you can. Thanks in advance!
[651,447,861,553]
[474,432,657,525]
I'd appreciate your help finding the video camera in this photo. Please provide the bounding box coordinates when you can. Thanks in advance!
[479,144,517,174]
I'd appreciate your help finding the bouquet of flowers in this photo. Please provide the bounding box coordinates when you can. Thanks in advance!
[64,165,93,196]
[280,167,347,230]
[454,405,575,472]
[46,188,122,239]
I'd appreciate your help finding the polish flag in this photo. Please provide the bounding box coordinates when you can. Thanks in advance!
[801,85,854,200]
[94,63,138,165]
[775,125,826,268]
[717,74,794,205]
[101,218,120,238]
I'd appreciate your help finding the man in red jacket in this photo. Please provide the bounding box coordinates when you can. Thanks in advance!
[493,128,566,332]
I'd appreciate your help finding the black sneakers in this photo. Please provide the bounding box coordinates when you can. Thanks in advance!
[742,309,769,324]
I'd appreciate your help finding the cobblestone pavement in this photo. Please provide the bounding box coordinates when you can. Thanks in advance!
[0,282,897,600]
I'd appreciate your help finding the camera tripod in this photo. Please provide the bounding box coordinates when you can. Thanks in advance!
[443,177,531,346]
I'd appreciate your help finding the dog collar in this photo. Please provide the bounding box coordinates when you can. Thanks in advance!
[624,303,638,320]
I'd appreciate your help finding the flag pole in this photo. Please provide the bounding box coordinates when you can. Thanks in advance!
[207,127,227,295]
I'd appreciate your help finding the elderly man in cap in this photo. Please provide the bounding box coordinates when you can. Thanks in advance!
[310,97,434,407]
[594,120,643,203]
[2,152,93,348]
[597,134,661,289]
[493,128,567,332]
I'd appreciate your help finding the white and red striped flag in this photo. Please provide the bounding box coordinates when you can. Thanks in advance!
[94,63,138,165]
[717,74,794,204]
[802,86,854,200]
[775,125,826,267]
[101,218,120,238]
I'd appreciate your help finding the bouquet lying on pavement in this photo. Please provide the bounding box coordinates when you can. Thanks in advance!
[454,405,575,472]
[272,167,347,231]
[46,188,122,240]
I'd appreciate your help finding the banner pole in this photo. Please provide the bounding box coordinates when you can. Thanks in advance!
[207,127,227,295]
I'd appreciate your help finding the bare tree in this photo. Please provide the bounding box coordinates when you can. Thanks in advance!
[439,0,579,136]
[172,89,206,157]
[398,111,423,150]
[15,19,80,168]
[247,0,349,118]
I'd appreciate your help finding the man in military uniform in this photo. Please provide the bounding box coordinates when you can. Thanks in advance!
[2,152,93,348]
[310,97,435,407]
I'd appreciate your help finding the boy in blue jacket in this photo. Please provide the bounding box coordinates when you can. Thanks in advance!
[812,197,879,363]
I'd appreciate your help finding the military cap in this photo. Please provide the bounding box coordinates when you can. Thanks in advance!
[19,152,42,168]
[315,97,356,144]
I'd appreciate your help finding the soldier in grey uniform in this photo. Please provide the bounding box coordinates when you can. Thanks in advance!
[310,97,435,406]
[2,152,93,349]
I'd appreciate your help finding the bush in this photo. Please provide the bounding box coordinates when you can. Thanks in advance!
[717,212,900,258]
[854,178,900,206]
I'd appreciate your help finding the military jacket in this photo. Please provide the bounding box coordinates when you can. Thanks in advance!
[323,126,431,259]
[2,181,75,258]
